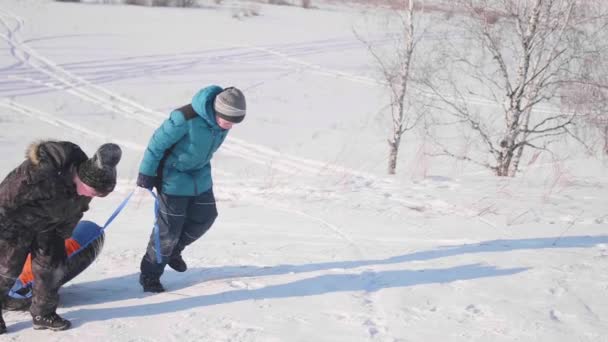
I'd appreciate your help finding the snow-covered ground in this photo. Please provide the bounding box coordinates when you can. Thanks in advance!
[0,1,607,341]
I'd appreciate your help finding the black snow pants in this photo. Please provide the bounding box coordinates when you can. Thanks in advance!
[0,230,66,317]
[140,188,217,278]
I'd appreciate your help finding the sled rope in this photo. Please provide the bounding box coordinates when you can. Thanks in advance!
[145,189,163,263]
[100,189,162,263]
[102,190,134,229]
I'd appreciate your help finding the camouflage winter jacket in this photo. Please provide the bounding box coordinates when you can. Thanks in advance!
[0,141,92,242]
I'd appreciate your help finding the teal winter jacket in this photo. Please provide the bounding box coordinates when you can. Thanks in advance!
[139,85,228,196]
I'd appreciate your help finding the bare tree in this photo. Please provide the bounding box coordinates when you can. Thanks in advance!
[356,0,426,175]
[424,0,608,176]
[563,46,608,155]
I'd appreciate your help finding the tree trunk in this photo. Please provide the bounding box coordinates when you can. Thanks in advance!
[388,139,399,175]
[496,143,515,177]
[604,125,608,155]
[510,144,525,177]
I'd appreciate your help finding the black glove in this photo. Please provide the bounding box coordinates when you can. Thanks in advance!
[136,173,156,190]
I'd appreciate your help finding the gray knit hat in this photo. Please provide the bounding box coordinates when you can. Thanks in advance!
[78,143,122,196]
[214,87,246,123]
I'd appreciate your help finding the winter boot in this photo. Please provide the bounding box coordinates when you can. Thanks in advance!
[32,312,71,331]
[168,254,187,273]
[0,313,6,334]
[139,273,165,293]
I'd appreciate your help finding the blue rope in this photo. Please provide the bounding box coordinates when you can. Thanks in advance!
[101,189,161,262]
[147,189,163,263]
[102,190,135,229]
[147,188,158,200]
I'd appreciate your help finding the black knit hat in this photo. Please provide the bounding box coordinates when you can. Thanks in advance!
[213,87,246,123]
[77,143,122,195]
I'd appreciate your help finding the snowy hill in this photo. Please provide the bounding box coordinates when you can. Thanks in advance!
[0,1,607,341]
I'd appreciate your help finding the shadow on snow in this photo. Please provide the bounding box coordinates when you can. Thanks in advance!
[56,234,607,326]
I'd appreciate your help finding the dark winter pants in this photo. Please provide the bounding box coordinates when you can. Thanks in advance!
[0,230,66,317]
[140,188,217,278]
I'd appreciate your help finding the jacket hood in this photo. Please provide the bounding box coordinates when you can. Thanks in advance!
[191,85,223,129]
[26,140,88,170]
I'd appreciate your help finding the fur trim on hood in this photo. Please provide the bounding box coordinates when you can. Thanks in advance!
[26,141,43,166]
[25,140,88,170]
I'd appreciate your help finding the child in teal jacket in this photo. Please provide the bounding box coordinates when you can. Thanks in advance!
[136,86,246,292]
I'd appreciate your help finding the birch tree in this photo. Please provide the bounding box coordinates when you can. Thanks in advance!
[424,0,608,176]
[356,0,426,175]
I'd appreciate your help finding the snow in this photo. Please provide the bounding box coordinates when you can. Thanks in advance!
[0,0,607,341]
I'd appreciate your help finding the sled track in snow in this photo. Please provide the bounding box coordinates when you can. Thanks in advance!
[0,9,562,118]
[0,8,26,71]
[0,33,423,96]
[0,99,147,151]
